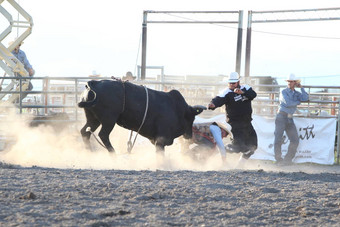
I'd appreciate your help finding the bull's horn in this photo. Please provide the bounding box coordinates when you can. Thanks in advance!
[192,105,207,110]
[192,105,207,115]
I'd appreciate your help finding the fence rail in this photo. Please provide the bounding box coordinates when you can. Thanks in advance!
[0,75,339,119]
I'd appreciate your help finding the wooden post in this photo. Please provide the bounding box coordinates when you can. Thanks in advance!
[235,10,243,74]
[43,78,48,114]
[245,10,252,79]
[331,96,336,115]
[141,11,148,80]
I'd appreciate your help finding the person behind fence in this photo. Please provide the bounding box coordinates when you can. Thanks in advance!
[122,71,136,81]
[274,73,309,165]
[10,40,35,100]
[208,72,258,161]
[181,121,232,162]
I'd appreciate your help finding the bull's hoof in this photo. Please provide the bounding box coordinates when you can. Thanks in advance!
[108,148,115,153]
[225,144,239,154]
[241,150,254,159]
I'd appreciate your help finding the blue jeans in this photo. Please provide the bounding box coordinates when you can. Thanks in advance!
[274,112,299,162]
[209,124,226,157]
[14,72,33,101]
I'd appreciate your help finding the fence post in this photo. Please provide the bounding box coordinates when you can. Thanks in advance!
[331,96,336,115]
[43,78,49,114]
[337,100,340,165]
[270,93,275,115]
[19,78,22,114]
[75,78,79,123]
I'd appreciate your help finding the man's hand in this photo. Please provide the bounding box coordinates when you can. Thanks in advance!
[234,88,244,94]
[28,68,35,77]
[208,102,215,110]
[296,82,302,88]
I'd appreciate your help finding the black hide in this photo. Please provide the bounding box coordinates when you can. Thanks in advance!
[78,80,205,152]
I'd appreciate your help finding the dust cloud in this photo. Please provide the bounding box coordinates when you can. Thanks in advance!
[0,111,246,171]
[0,111,337,174]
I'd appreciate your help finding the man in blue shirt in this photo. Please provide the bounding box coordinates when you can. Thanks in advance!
[11,41,35,100]
[274,74,309,165]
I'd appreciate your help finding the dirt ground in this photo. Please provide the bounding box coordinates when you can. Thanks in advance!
[1,159,339,227]
[0,117,339,226]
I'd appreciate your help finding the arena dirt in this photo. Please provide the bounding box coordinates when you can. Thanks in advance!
[0,113,339,226]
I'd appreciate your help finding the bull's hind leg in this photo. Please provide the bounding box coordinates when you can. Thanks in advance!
[155,142,165,154]
[98,122,116,152]
[80,110,100,151]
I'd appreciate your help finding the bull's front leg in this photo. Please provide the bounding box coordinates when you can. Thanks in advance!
[179,136,191,153]
[154,135,168,155]
[155,135,176,155]
[155,142,165,154]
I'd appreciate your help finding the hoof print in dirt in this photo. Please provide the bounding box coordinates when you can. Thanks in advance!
[101,210,130,217]
[19,192,37,200]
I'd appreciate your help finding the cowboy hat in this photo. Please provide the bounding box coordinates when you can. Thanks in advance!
[228,72,240,83]
[285,73,301,83]
[216,120,232,137]
[122,71,136,80]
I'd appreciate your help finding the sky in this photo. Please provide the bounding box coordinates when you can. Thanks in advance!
[1,0,340,86]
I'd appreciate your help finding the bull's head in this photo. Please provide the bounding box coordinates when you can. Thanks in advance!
[183,105,206,139]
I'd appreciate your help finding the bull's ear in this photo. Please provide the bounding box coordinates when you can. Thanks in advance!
[191,105,207,115]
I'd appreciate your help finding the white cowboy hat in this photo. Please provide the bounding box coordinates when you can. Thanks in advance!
[216,120,232,137]
[285,73,301,83]
[122,71,136,80]
[228,72,240,83]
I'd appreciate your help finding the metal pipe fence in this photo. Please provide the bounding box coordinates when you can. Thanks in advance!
[1,75,339,120]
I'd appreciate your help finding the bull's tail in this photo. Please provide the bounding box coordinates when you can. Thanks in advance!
[78,82,97,108]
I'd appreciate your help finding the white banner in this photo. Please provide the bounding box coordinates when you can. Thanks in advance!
[251,115,337,165]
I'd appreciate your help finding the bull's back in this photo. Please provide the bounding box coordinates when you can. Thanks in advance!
[142,89,188,136]
[144,89,187,117]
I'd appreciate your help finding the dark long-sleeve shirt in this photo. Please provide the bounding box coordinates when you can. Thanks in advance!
[210,84,257,122]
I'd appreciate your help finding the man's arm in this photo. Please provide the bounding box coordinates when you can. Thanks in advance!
[21,51,34,76]
[296,83,309,101]
[208,88,232,110]
[28,68,34,76]
[208,96,226,110]
[242,86,257,100]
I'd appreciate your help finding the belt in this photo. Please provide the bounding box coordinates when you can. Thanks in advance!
[278,111,293,118]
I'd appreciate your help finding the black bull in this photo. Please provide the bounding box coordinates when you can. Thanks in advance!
[78,80,205,153]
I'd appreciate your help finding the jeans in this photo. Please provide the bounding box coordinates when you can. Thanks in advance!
[274,112,299,162]
[209,124,226,157]
[14,72,33,101]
